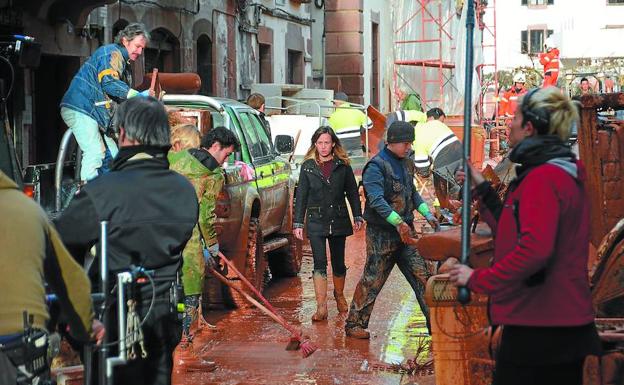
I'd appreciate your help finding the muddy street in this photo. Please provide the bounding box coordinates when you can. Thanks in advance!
[187,227,435,385]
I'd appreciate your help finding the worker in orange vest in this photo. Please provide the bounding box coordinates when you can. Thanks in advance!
[539,37,560,87]
[499,73,527,119]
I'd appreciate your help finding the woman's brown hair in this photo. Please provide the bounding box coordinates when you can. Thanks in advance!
[303,126,350,165]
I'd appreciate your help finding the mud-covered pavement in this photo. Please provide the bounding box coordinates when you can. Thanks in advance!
[185,227,435,385]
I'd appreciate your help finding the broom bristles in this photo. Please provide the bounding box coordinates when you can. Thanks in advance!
[299,338,317,358]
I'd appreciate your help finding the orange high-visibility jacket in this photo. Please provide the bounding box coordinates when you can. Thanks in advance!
[539,48,560,74]
[499,86,527,117]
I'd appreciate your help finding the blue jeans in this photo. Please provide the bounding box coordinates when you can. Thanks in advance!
[60,107,118,181]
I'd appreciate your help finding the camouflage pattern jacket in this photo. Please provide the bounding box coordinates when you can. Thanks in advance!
[168,149,224,253]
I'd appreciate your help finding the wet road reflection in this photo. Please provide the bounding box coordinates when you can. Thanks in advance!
[186,229,435,385]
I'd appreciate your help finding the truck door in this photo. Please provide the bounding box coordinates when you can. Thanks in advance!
[236,110,289,235]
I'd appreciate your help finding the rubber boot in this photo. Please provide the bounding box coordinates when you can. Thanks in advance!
[311,273,328,322]
[333,275,348,313]
[172,336,217,373]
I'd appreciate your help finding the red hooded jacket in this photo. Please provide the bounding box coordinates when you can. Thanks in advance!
[468,160,595,327]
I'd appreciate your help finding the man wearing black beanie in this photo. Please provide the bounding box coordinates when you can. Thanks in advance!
[345,121,439,338]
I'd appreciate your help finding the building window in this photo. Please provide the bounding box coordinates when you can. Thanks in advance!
[608,0,624,4]
[521,28,553,54]
[287,49,303,85]
[521,0,554,5]
[259,43,272,83]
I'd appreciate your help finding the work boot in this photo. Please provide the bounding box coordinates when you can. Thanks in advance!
[345,326,370,339]
[333,275,349,313]
[311,273,328,322]
[172,337,217,372]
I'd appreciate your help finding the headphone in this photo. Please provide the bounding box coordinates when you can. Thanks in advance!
[520,88,550,134]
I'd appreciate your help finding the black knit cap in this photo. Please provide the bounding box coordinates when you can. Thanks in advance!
[387,121,415,143]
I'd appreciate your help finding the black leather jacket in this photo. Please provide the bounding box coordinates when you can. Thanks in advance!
[294,158,362,237]
[54,146,198,294]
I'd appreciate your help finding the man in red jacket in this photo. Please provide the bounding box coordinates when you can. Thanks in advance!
[539,37,560,88]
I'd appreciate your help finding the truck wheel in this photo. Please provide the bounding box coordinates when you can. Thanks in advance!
[223,218,270,309]
[245,218,271,291]
[268,233,303,277]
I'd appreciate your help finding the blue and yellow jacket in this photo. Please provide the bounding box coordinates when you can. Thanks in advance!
[60,44,133,129]
[362,148,431,231]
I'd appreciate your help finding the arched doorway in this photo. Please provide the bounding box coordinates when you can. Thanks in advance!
[197,34,213,96]
[145,28,180,73]
[112,19,129,42]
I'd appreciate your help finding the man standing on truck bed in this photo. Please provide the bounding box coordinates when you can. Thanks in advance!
[168,124,240,374]
[60,23,152,182]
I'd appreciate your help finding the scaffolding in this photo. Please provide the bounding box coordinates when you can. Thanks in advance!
[475,0,499,125]
[392,0,497,123]
[392,0,456,112]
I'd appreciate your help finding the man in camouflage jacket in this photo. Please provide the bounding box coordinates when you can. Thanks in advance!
[168,125,240,371]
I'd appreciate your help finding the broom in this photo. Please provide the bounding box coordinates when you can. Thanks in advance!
[214,252,317,356]
[209,267,317,358]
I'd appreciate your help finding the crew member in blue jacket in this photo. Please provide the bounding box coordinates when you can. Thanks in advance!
[60,23,151,181]
[345,121,439,339]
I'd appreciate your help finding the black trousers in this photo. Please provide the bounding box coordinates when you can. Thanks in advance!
[93,299,181,385]
[493,359,584,385]
[308,234,347,277]
[493,323,601,385]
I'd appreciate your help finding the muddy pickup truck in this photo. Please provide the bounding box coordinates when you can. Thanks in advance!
[164,94,303,303]
[23,94,303,305]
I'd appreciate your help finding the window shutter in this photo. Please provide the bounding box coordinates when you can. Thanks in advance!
[521,30,528,54]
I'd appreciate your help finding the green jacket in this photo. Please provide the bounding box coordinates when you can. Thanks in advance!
[0,171,93,340]
[168,149,224,253]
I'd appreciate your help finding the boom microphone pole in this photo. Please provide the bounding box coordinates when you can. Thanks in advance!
[458,0,475,305]
[99,221,109,385]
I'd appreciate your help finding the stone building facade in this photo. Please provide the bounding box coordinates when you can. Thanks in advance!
[1,0,391,166]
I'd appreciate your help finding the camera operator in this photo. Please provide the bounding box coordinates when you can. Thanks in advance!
[0,169,103,385]
[53,97,198,385]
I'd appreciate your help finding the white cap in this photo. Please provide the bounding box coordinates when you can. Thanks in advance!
[513,72,526,83]
[545,36,555,48]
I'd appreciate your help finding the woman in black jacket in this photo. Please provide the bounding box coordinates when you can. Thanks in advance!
[294,126,363,321]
